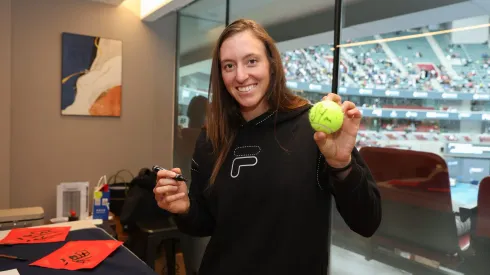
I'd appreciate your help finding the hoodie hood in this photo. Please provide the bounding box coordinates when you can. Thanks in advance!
[241,104,312,128]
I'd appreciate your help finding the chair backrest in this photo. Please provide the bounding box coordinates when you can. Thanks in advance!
[476,177,490,238]
[377,188,461,254]
[359,146,447,183]
[359,147,462,255]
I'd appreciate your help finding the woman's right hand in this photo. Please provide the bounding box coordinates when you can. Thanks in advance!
[153,168,190,214]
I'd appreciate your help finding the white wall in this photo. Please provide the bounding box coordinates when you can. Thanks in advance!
[4,0,176,219]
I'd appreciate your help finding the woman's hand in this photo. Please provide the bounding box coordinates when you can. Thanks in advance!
[313,93,362,168]
[153,168,190,214]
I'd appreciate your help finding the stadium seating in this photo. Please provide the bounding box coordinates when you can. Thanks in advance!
[282,27,490,94]
[456,176,490,274]
[475,177,490,239]
[359,147,472,273]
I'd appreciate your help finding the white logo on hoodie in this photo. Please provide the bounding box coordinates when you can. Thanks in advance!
[230,146,261,178]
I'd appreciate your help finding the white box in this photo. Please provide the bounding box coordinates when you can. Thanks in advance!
[56,182,89,220]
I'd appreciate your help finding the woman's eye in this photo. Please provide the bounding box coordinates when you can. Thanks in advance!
[249,59,258,65]
[224,64,234,70]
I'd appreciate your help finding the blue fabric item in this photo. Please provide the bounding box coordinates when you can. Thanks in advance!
[0,227,156,275]
[61,32,97,111]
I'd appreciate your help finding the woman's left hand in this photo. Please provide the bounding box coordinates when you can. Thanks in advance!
[313,93,362,168]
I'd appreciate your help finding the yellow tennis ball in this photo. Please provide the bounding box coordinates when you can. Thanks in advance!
[309,100,344,134]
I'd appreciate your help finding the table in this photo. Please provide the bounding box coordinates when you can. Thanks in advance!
[0,220,157,275]
[136,217,181,275]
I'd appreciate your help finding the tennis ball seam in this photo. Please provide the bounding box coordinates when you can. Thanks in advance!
[309,101,344,134]
[310,122,335,134]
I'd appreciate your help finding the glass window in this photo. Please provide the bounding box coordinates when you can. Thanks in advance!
[174,0,490,274]
[329,3,489,275]
[173,2,227,274]
[174,0,227,176]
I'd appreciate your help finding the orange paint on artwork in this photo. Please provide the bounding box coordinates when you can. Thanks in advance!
[89,85,121,116]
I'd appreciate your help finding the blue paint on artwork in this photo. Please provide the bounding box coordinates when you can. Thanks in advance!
[61,33,97,111]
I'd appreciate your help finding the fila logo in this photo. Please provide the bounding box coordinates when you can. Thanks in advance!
[231,156,258,178]
[230,146,261,178]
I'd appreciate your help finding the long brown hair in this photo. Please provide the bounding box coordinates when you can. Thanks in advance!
[206,19,309,185]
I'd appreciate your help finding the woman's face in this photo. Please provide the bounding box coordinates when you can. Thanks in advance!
[220,30,271,120]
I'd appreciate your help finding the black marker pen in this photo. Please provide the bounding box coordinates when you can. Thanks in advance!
[0,254,28,261]
[152,165,188,182]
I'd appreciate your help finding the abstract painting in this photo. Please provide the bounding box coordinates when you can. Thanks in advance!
[61,32,122,117]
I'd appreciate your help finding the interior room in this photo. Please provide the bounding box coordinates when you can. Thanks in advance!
[1,0,490,274]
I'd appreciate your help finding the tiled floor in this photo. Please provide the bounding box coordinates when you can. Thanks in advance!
[330,245,412,275]
[330,245,467,275]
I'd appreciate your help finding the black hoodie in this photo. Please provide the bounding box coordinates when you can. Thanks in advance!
[174,104,381,275]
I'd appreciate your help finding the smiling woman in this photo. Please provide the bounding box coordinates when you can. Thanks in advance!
[157,17,381,275]
[207,19,310,185]
[170,0,490,274]
[219,30,271,121]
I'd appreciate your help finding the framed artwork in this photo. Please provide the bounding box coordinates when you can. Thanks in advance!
[61,32,122,117]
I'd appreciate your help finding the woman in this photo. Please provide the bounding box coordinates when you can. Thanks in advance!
[154,19,381,275]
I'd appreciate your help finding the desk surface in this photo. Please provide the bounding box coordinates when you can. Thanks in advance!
[0,221,156,275]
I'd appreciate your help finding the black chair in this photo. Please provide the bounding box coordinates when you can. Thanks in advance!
[136,217,182,275]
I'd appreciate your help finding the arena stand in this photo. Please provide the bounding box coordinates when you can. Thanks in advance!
[282,22,490,274]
